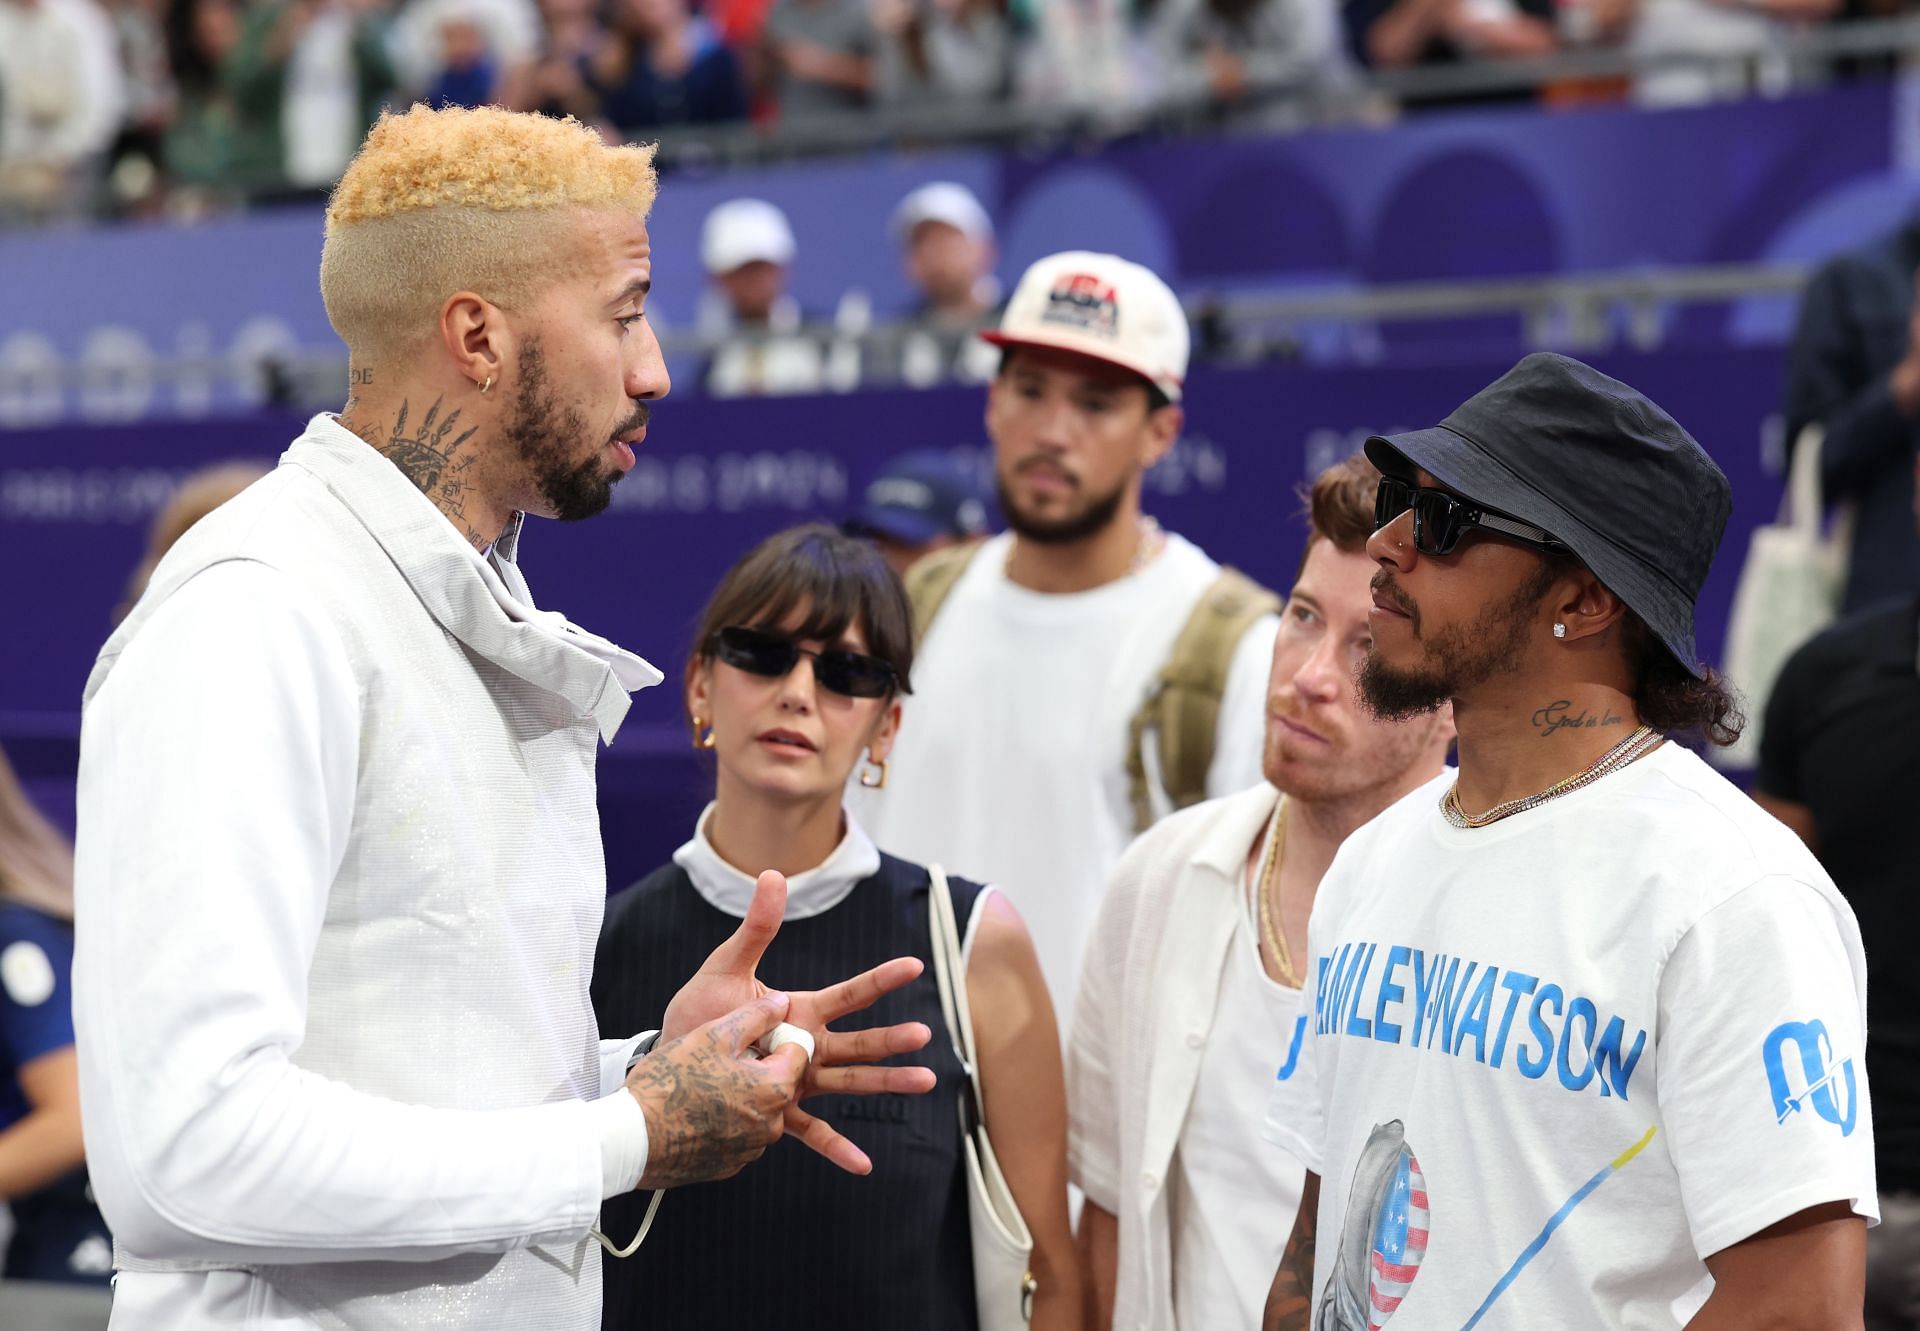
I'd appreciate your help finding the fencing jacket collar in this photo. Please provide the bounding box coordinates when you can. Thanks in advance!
[294,413,660,741]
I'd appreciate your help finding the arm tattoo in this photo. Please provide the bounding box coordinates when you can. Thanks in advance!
[1531,699,1624,738]
[367,397,491,551]
[1265,1172,1320,1331]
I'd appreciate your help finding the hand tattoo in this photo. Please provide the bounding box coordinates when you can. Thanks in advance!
[367,397,490,551]
[626,1022,792,1190]
[1532,699,1623,738]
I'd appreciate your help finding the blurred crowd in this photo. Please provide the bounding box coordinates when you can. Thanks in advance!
[1,0,1910,222]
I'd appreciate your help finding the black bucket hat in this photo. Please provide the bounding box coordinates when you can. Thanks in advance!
[1363,353,1730,678]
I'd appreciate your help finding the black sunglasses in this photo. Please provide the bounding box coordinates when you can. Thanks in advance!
[1374,477,1566,557]
[708,626,898,699]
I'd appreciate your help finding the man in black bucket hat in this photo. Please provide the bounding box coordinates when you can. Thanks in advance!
[1262,354,1877,1331]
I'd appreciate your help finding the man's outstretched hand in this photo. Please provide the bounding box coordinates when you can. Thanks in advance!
[653,869,937,1175]
[626,992,807,1189]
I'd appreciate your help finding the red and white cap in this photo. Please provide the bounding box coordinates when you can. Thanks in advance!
[980,251,1189,403]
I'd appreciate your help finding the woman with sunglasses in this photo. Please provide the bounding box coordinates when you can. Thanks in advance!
[591,523,1079,1330]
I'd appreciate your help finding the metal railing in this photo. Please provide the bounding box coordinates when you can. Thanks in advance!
[0,261,1810,418]
[641,17,1920,169]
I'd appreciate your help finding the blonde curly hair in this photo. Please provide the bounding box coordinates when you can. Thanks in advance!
[320,105,658,361]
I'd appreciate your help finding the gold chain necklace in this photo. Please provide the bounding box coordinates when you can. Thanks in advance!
[1441,726,1663,829]
[1251,798,1300,988]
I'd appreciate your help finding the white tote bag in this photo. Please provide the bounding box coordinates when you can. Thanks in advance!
[1716,424,1852,769]
[928,866,1036,1329]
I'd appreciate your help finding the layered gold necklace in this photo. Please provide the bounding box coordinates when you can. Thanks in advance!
[1250,799,1301,989]
[1440,725,1663,829]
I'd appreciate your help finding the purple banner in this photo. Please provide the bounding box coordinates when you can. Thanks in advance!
[1,347,1787,881]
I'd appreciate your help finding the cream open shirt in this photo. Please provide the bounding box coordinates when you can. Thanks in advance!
[1068,781,1306,1329]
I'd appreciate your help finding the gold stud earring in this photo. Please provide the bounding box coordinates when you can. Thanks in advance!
[691,718,716,750]
[859,754,888,789]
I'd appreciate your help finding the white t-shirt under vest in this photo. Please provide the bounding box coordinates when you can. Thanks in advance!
[855,530,1277,1029]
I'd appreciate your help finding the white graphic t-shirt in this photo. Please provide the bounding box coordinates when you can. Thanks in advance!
[1264,743,1877,1331]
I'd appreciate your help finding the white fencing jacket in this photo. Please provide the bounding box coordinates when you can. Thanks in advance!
[73,415,662,1329]
[1067,781,1285,1329]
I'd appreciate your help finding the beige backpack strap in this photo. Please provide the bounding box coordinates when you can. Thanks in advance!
[1125,566,1281,833]
[903,539,988,648]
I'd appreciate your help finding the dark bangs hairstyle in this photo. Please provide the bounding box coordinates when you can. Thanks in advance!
[685,524,916,728]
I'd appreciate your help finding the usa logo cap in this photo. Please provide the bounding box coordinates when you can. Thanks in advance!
[980,251,1189,402]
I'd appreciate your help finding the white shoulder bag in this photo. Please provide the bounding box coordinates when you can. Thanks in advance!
[1716,424,1853,769]
[928,866,1036,1329]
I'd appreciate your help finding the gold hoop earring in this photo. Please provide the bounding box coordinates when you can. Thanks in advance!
[859,755,888,789]
[477,374,493,395]
[691,718,715,750]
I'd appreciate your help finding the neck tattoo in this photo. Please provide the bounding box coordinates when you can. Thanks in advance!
[358,397,489,551]
[1441,725,1663,829]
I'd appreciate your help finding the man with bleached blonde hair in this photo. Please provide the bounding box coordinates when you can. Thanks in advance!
[71,105,936,1331]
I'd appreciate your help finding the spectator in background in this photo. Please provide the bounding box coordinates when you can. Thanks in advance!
[279,0,397,191]
[699,197,827,397]
[888,180,1003,386]
[585,0,748,134]
[424,9,501,107]
[1143,0,1345,111]
[100,0,177,206]
[1011,0,1136,114]
[0,745,111,1287]
[764,0,875,115]
[1342,0,1557,89]
[1785,223,1920,612]
[1754,456,1920,1331]
[870,0,1012,109]
[0,0,126,218]
[501,0,612,124]
[162,0,299,199]
[1625,0,1838,106]
[842,450,994,575]
[389,0,537,106]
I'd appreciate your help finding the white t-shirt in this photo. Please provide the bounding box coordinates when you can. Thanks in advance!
[855,530,1277,1027]
[1170,862,1305,1330]
[1264,743,1876,1330]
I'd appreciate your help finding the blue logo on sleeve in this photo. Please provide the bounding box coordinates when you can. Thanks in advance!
[1763,1019,1857,1137]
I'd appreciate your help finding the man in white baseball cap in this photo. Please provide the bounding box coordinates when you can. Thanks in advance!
[697,198,823,397]
[885,181,1002,386]
[855,250,1281,1027]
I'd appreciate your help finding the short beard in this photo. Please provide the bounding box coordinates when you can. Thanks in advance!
[1359,564,1556,721]
[502,337,631,522]
[995,470,1129,546]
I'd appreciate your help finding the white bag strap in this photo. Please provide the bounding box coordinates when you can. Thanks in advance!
[928,865,988,1122]
[1781,423,1826,534]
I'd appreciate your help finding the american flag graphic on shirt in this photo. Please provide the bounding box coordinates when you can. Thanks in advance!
[1366,1148,1430,1329]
